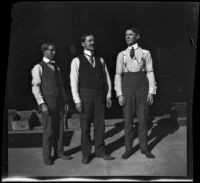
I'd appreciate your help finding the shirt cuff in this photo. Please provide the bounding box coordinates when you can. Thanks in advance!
[37,99,45,106]
[106,90,112,98]
[74,97,81,104]
[116,92,123,97]
[149,86,157,95]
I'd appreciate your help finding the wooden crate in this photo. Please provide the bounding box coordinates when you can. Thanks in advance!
[8,110,42,131]
[8,110,17,131]
[11,120,30,131]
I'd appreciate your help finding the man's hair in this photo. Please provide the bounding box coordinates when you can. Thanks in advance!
[125,27,140,35]
[80,33,94,43]
[40,41,55,52]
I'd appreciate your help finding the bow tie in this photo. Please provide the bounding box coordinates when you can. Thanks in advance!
[48,60,55,64]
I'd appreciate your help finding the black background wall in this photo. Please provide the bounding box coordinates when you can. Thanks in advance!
[7,1,198,116]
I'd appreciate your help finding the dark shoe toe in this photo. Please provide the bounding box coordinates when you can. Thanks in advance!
[121,150,132,159]
[44,158,53,165]
[58,155,73,160]
[141,150,155,159]
[81,157,90,164]
[102,154,115,160]
[96,154,114,160]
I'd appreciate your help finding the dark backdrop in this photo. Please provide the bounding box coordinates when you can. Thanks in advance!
[7,1,198,115]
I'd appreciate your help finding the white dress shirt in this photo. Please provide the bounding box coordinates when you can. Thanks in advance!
[70,49,112,104]
[114,43,157,97]
[31,57,57,105]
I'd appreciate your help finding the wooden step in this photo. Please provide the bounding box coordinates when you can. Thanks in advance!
[8,102,187,132]
[8,115,186,134]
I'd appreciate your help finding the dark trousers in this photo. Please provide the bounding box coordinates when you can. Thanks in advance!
[41,96,64,160]
[122,72,149,151]
[80,88,106,158]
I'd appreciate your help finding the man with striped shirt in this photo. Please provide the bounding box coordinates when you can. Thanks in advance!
[114,28,157,159]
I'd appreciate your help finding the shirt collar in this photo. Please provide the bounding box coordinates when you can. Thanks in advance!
[128,43,139,50]
[84,49,93,57]
[43,57,55,64]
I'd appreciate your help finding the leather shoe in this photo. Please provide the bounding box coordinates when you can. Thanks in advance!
[81,156,90,164]
[141,150,155,159]
[58,154,72,160]
[44,158,53,165]
[121,150,132,159]
[96,154,115,160]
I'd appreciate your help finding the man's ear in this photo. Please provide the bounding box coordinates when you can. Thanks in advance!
[136,34,140,40]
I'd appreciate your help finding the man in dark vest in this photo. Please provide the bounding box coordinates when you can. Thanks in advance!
[114,27,157,159]
[31,41,72,165]
[70,33,115,164]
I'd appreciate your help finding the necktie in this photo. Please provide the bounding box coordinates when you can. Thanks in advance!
[90,56,95,66]
[130,47,135,59]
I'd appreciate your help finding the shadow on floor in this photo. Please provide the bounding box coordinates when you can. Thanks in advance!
[105,108,179,158]
[64,121,125,158]
[9,109,179,160]
[147,110,179,152]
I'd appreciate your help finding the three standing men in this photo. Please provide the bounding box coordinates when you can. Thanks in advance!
[31,28,157,165]
[31,42,72,165]
[70,33,115,164]
[114,27,157,159]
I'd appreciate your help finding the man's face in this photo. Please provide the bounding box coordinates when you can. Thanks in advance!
[125,30,139,46]
[43,45,56,60]
[82,35,95,51]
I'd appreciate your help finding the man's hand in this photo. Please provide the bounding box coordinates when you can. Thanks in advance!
[64,103,69,113]
[106,97,112,108]
[75,102,82,113]
[40,103,49,114]
[147,93,153,105]
[118,95,125,106]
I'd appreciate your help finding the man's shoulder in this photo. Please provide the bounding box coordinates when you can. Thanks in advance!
[118,49,127,57]
[77,53,84,58]
[139,47,150,54]
[95,55,104,60]
[71,56,80,62]
[98,57,105,65]
[31,62,43,73]
[33,61,43,68]
[38,61,44,65]
[93,53,103,59]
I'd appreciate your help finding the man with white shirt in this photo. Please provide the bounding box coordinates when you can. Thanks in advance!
[114,28,157,159]
[31,41,72,165]
[70,33,114,164]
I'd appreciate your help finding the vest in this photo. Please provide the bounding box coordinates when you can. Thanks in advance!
[78,54,108,93]
[39,61,60,98]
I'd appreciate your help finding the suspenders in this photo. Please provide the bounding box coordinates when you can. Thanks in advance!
[122,50,146,73]
[123,51,129,72]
